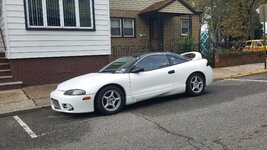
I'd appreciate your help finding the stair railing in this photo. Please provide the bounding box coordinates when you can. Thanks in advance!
[0,28,6,52]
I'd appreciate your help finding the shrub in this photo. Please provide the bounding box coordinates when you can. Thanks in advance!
[172,35,197,54]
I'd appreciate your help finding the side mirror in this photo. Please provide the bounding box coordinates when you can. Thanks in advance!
[131,67,144,73]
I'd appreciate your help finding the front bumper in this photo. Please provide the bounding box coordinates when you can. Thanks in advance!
[50,90,96,113]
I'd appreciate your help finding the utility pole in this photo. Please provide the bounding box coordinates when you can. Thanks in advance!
[260,4,267,69]
[264,6,267,69]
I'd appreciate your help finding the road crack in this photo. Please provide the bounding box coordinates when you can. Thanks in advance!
[21,88,38,106]
[131,112,212,150]
[213,139,228,150]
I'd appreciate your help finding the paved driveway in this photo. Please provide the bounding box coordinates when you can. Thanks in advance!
[1,73,267,150]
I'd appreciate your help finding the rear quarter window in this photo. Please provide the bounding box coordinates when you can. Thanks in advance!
[168,54,189,65]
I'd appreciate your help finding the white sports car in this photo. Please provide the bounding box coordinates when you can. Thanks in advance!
[50,52,213,115]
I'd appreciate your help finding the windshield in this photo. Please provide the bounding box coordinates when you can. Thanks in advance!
[99,56,137,73]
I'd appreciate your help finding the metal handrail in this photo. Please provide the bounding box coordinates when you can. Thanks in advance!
[0,28,6,52]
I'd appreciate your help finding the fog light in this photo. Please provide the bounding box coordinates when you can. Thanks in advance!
[62,103,74,111]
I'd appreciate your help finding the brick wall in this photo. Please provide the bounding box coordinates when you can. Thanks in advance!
[9,55,109,86]
[215,52,265,68]
[110,10,150,49]
[164,15,200,51]
[163,16,179,50]
[191,15,200,44]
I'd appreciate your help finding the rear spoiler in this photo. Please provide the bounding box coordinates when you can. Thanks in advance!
[181,51,202,60]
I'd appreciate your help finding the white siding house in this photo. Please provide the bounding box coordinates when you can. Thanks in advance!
[1,0,110,59]
[0,0,111,88]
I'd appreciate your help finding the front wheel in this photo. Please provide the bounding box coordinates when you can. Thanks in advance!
[186,73,205,96]
[95,86,125,115]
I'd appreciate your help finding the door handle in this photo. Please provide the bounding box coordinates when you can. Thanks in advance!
[168,70,175,74]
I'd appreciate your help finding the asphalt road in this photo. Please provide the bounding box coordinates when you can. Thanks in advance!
[1,73,267,150]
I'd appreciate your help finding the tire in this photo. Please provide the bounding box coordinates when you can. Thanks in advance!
[186,73,205,96]
[95,86,125,115]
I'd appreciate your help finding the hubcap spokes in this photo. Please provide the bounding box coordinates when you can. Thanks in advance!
[102,90,121,111]
[190,76,203,93]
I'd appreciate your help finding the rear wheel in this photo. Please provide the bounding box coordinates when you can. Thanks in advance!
[95,86,125,115]
[186,73,205,96]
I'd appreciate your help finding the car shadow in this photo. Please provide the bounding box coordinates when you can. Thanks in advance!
[123,91,213,113]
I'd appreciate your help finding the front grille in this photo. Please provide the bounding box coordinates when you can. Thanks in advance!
[51,98,61,110]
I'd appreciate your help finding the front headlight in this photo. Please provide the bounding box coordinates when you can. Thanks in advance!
[64,89,86,96]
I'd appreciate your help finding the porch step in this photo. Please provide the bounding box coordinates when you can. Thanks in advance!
[0,75,13,83]
[0,52,5,57]
[0,63,10,70]
[0,69,11,76]
[0,81,23,91]
[0,57,8,63]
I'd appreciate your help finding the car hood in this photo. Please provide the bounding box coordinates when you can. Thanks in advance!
[57,73,115,91]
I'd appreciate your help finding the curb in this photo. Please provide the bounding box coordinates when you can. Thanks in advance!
[214,69,267,80]
[0,105,50,118]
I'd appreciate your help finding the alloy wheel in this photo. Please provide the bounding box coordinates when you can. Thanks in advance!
[102,90,122,112]
[190,76,204,94]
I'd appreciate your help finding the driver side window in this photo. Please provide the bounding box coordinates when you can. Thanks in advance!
[135,55,169,71]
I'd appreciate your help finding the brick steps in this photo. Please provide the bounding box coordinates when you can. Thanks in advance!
[0,57,8,63]
[0,52,23,91]
[0,81,23,91]
[0,69,11,76]
[0,63,10,70]
[0,75,12,83]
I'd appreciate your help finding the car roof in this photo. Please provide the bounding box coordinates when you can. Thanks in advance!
[131,52,176,58]
[246,39,263,42]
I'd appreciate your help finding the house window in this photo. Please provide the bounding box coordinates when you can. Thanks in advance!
[111,18,122,37]
[25,0,95,30]
[111,18,135,37]
[123,19,134,37]
[181,20,189,35]
[46,0,60,26]
[28,0,44,26]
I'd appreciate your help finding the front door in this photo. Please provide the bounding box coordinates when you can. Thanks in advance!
[149,16,163,51]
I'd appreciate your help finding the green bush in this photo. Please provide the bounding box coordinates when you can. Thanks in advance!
[172,35,197,54]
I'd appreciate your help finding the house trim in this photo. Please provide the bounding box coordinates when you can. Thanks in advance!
[139,0,202,15]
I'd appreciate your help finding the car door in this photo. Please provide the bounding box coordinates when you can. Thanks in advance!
[129,54,174,102]
[167,54,190,92]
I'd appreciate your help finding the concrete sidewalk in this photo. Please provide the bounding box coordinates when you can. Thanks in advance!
[0,63,267,116]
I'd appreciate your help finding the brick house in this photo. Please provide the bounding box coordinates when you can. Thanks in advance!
[110,0,202,58]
